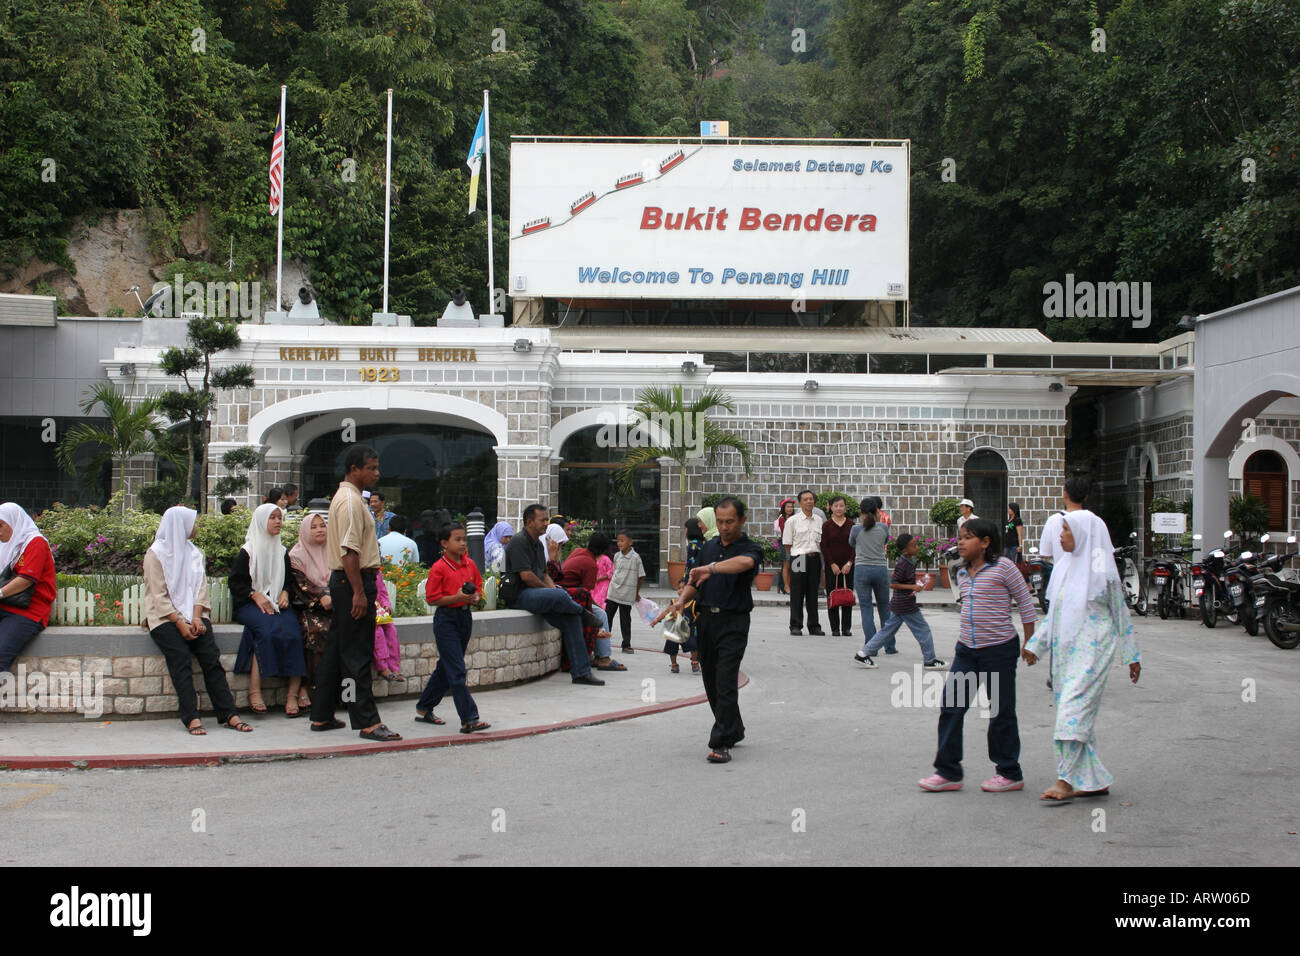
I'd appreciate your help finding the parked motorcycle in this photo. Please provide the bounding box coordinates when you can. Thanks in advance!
[942,544,962,604]
[1198,532,1241,628]
[1249,535,1300,649]
[1152,545,1194,619]
[1023,547,1050,615]
[1114,531,1147,616]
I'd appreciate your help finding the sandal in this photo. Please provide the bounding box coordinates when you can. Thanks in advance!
[187,719,207,736]
[285,698,300,718]
[596,659,628,671]
[298,690,312,709]
[460,720,491,734]
[414,712,446,725]
[248,692,268,714]
[691,661,701,673]
[225,716,254,733]
[670,662,680,673]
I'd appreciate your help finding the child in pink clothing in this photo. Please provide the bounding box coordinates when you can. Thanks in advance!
[591,549,614,607]
[373,572,402,680]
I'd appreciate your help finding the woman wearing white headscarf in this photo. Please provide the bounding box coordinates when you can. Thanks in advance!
[0,502,57,675]
[230,503,306,716]
[543,521,569,578]
[144,506,250,734]
[1023,509,1141,802]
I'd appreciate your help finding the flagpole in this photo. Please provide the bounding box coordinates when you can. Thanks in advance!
[483,88,494,318]
[382,88,393,315]
[276,84,286,316]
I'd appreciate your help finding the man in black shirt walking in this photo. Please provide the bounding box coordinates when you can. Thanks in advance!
[654,496,762,763]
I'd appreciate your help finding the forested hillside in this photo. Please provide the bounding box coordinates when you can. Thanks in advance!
[0,0,1295,337]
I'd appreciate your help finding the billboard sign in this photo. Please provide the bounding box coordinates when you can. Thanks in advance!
[508,141,909,300]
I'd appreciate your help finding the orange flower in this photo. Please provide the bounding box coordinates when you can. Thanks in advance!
[94,593,101,599]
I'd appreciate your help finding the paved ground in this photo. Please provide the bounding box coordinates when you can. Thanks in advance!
[3,602,1296,866]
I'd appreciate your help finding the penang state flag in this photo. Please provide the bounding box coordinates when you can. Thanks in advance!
[466,109,486,214]
[268,113,284,216]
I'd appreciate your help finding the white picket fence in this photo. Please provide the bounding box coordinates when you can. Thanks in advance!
[50,578,234,626]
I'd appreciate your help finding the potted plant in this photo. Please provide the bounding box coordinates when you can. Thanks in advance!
[754,537,783,591]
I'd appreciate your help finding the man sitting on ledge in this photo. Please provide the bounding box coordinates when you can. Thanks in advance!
[505,504,607,686]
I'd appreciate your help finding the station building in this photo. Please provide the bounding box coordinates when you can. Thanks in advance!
[1,138,1296,580]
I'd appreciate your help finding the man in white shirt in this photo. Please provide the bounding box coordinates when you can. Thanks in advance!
[378,515,420,565]
[956,498,978,529]
[782,489,824,635]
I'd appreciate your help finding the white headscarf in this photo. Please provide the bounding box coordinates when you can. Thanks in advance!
[243,502,286,602]
[1043,509,1128,634]
[544,524,569,545]
[0,502,45,572]
[150,506,205,623]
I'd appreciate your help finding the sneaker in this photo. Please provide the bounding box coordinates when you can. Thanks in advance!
[831,630,841,637]
[924,658,947,669]
[981,775,1024,792]
[843,630,853,637]
[884,647,900,655]
[571,674,606,686]
[808,628,826,636]
[789,628,802,636]
[853,653,878,668]
[621,645,635,654]
[918,773,962,792]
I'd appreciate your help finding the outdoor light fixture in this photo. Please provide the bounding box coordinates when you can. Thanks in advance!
[513,338,532,353]
[118,363,136,378]
[681,360,697,375]
[803,379,819,391]
[1176,315,1196,331]
[1049,382,1064,392]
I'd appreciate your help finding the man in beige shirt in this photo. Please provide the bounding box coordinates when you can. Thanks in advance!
[310,444,401,741]
[782,489,825,635]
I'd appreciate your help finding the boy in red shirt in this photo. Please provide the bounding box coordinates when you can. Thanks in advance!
[415,523,490,733]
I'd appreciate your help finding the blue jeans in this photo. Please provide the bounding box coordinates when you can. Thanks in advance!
[591,604,611,658]
[934,638,1021,782]
[0,608,43,673]
[862,609,935,660]
[853,565,895,652]
[513,586,593,677]
[418,607,478,723]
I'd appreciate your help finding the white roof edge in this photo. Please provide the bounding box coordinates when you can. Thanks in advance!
[1198,285,1300,323]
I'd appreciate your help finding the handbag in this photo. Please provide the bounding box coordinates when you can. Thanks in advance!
[829,572,856,609]
[0,566,34,609]
[498,570,520,606]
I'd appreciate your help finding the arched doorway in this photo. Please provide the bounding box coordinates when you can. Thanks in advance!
[1243,450,1288,531]
[302,423,497,524]
[964,449,1008,526]
[558,426,660,579]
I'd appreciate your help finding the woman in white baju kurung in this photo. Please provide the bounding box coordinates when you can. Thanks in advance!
[1023,509,1141,801]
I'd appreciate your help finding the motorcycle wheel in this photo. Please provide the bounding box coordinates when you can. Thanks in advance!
[1134,585,1147,617]
[1158,591,1170,620]
[1266,603,1300,650]
[1243,605,1260,636]
[1200,591,1215,628]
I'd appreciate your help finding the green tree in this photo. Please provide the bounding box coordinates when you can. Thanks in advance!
[55,383,167,513]
[212,446,264,500]
[616,385,754,557]
[158,318,255,512]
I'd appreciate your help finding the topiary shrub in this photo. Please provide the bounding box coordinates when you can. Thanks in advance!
[929,497,961,530]
[815,491,860,519]
[139,477,186,514]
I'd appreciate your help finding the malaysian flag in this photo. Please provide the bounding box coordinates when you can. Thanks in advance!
[268,112,284,215]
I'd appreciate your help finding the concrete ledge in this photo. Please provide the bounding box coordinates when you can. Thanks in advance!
[4,611,561,721]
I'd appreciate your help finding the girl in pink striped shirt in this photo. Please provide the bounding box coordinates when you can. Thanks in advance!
[919,517,1037,794]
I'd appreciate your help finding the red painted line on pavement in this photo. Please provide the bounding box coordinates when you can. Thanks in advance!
[0,667,749,771]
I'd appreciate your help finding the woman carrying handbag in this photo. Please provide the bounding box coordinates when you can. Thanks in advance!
[820,496,855,636]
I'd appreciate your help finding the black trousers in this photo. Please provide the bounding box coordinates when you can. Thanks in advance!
[605,598,632,646]
[697,608,748,749]
[149,619,238,727]
[788,552,822,630]
[311,571,381,729]
[934,638,1022,782]
[824,565,854,633]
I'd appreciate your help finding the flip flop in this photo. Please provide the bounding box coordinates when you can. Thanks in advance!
[1070,788,1110,798]
[460,721,491,734]
[1039,791,1074,805]
[187,721,207,736]
[224,717,253,733]
[414,712,446,725]
[597,660,628,671]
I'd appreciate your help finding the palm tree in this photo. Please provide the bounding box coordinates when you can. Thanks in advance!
[615,385,754,558]
[56,383,168,513]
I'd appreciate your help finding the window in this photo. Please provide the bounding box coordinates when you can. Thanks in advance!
[964,449,1008,530]
[1244,450,1288,530]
